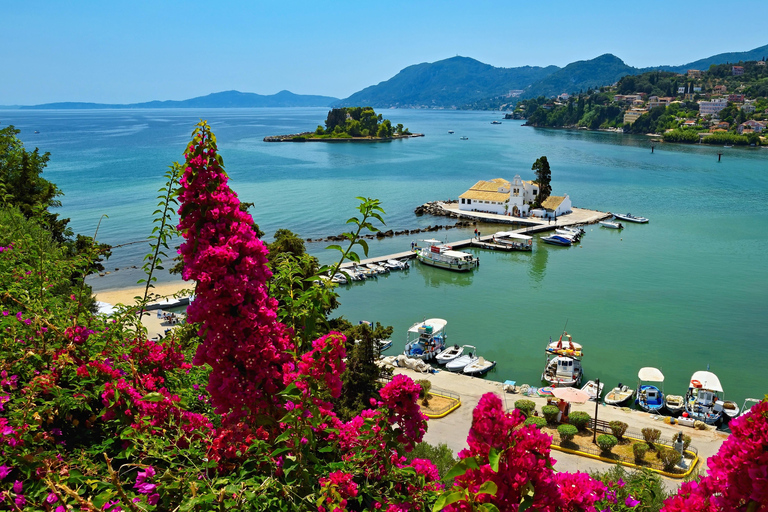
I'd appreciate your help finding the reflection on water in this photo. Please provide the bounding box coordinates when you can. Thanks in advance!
[415,261,474,288]
[528,244,550,283]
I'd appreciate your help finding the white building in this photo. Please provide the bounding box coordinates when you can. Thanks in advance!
[699,99,728,117]
[459,175,547,216]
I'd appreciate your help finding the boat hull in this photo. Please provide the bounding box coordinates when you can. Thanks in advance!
[416,253,477,272]
[464,360,496,376]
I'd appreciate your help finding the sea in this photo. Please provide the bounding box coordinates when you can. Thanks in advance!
[3,107,767,414]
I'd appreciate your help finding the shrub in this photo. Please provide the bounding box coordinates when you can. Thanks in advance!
[525,417,547,429]
[659,447,682,471]
[416,379,432,406]
[609,420,628,439]
[683,434,692,452]
[633,442,649,463]
[569,411,591,431]
[558,424,578,443]
[597,434,618,453]
[514,399,536,417]
[641,427,661,447]
[542,405,560,423]
[694,420,707,430]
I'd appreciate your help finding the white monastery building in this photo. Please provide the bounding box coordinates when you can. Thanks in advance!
[458,175,572,218]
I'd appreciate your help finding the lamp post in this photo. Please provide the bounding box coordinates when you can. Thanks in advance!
[592,378,601,444]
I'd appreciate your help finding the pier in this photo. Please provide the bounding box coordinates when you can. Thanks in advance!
[339,206,611,269]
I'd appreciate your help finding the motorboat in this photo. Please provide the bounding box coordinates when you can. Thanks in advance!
[581,380,604,401]
[377,339,393,352]
[403,318,448,361]
[446,345,479,372]
[491,120,502,124]
[464,357,496,376]
[416,239,478,272]
[385,259,409,270]
[448,130,454,134]
[555,229,581,241]
[366,263,389,274]
[740,398,762,418]
[492,231,533,251]
[684,371,727,425]
[599,220,623,229]
[460,136,469,140]
[541,333,583,387]
[612,213,649,224]
[540,234,572,246]
[342,267,367,281]
[664,394,685,415]
[558,226,584,236]
[721,400,740,420]
[435,344,464,365]
[604,383,634,406]
[635,367,665,413]
[330,273,348,284]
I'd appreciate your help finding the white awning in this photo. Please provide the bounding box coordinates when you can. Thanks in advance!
[408,318,448,334]
[422,239,442,243]
[638,367,664,382]
[495,231,532,241]
[690,371,723,392]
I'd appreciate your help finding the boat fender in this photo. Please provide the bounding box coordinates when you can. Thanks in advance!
[691,380,702,388]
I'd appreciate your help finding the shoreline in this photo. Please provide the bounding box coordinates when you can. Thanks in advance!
[94,280,192,307]
[264,132,424,142]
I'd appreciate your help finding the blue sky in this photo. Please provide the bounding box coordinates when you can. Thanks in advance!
[4,0,768,105]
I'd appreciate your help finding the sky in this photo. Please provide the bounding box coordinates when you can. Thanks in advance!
[3,0,768,105]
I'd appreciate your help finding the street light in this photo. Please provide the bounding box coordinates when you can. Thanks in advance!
[592,378,601,444]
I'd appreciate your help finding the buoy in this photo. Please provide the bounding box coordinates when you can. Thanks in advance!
[682,412,689,418]
[691,380,702,388]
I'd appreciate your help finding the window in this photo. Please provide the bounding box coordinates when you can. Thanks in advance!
[461,198,465,204]
[467,199,471,204]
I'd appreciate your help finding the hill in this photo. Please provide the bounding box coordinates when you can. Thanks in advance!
[658,43,768,73]
[337,56,558,108]
[20,90,339,109]
[521,54,637,99]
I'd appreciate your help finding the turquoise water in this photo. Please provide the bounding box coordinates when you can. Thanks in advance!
[3,108,767,409]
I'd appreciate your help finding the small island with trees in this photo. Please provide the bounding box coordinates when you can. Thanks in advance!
[264,106,423,142]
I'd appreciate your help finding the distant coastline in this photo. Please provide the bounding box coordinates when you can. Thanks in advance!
[264,132,424,142]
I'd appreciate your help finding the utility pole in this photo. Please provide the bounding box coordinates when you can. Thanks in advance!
[592,378,601,444]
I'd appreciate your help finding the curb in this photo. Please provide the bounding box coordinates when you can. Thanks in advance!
[423,393,462,419]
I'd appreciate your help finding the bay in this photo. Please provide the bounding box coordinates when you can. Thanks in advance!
[3,107,766,411]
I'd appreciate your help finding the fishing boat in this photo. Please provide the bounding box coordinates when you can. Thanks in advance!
[599,220,623,229]
[493,232,533,251]
[612,213,649,224]
[684,371,727,425]
[541,332,583,387]
[635,367,665,413]
[540,234,572,246]
[464,356,496,376]
[403,318,448,361]
[581,380,604,401]
[445,345,478,372]
[604,383,634,406]
[416,239,478,272]
[664,394,685,415]
[435,344,464,365]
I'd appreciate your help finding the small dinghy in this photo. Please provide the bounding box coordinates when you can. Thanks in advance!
[665,394,685,414]
[435,344,464,365]
[366,263,388,274]
[599,220,623,229]
[464,356,496,376]
[445,346,478,372]
[581,380,604,401]
[604,383,634,406]
[720,400,740,420]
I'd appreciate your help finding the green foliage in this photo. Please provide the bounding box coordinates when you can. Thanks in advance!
[589,466,670,511]
[682,434,692,452]
[568,411,591,431]
[659,447,682,471]
[406,442,458,480]
[701,132,755,146]
[662,128,701,143]
[525,416,547,429]
[596,434,618,453]
[557,423,578,443]
[541,404,559,423]
[514,399,536,417]
[633,442,649,463]
[416,378,433,406]
[641,428,661,447]
[609,420,629,439]
[531,156,551,207]
[319,107,398,139]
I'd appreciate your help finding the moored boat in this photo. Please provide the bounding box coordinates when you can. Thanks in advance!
[541,234,572,246]
[739,398,761,418]
[635,367,665,413]
[416,239,478,272]
[599,220,623,229]
[385,259,409,270]
[435,344,464,365]
[493,231,533,251]
[403,318,448,361]
[664,394,685,415]
[612,213,649,224]
[445,345,478,372]
[464,356,496,376]
[604,383,634,406]
[366,263,388,274]
[684,371,726,425]
[541,333,583,387]
[581,380,604,401]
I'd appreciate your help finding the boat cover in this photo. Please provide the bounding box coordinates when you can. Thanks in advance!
[638,367,664,382]
[408,318,448,333]
[494,231,533,240]
[422,239,442,244]
[690,371,723,392]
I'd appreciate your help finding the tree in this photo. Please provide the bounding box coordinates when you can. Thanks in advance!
[324,108,347,131]
[531,156,552,207]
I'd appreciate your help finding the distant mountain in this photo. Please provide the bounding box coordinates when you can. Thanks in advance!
[520,54,637,99]
[658,43,768,73]
[20,90,339,109]
[338,56,559,108]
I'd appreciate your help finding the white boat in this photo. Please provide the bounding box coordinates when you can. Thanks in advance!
[491,120,502,125]
[558,226,584,236]
[435,344,464,365]
[460,136,468,140]
[330,273,348,284]
[540,234,572,246]
[403,318,448,361]
[416,240,478,272]
[684,371,726,425]
[721,400,740,420]
[464,356,496,376]
[493,231,533,251]
[555,229,580,241]
[541,333,583,387]
[599,220,623,229]
[446,345,479,372]
[377,339,393,352]
[635,367,665,413]
[385,259,409,270]
[664,394,685,414]
[366,263,389,274]
[581,380,604,401]
[612,213,649,224]
[604,383,634,406]
[740,398,762,418]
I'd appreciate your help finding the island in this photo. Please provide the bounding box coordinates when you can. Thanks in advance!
[264,107,423,142]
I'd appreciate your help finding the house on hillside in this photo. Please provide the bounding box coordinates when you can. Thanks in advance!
[738,120,766,134]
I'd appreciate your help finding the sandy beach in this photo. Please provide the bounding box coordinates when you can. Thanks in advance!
[94,279,192,307]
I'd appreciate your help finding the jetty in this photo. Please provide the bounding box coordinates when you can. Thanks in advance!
[339,205,611,270]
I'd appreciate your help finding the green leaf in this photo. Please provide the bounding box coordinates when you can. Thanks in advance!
[477,481,498,496]
[445,457,480,480]
[479,504,501,512]
[140,392,167,402]
[488,448,500,472]
[433,491,465,511]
